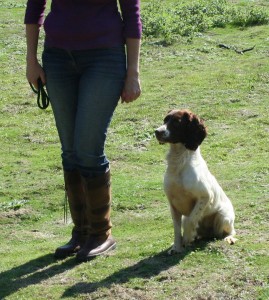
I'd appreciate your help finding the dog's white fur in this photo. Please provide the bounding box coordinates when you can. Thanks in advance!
[155,109,236,254]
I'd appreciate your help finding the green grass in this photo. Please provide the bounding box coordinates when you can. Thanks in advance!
[0,0,268,299]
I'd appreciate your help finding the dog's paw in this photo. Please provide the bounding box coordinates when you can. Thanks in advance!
[182,231,196,247]
[167,244,183,255]
[224,235,237,245]
[183,222,197,246]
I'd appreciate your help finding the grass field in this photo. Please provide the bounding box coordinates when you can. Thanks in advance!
[0,0,268,299]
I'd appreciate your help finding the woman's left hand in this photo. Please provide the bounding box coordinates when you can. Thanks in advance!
[121,74,141,103]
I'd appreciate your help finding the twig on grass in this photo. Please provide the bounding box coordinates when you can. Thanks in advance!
[218,43,255,54]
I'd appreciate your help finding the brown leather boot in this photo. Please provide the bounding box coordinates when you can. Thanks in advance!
[54,170,89,259]
[76,170,116,262]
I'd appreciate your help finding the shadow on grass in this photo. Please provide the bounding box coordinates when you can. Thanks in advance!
[61,241,209,298]
[0,253,77,299]
[0,241,209,298]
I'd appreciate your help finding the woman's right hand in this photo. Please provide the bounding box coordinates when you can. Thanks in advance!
[26,58,46,89]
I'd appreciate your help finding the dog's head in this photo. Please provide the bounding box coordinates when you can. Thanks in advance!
[155,109,207,150]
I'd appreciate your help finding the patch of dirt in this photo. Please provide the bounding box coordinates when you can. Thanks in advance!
[88,284,158,300]
[0,207,33,219]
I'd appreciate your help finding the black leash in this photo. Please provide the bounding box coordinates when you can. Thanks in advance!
[29,78,50,109]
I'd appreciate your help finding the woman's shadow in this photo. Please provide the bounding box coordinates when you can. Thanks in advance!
[0,253,77,299]
[61,240,209,298]
[0,241,208,299]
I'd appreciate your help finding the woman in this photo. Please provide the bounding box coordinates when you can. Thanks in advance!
[25,0,142,262]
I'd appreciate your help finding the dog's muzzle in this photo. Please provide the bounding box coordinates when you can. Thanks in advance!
[155,127,168,144]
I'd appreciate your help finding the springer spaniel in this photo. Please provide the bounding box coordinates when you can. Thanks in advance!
[155,109,236,254]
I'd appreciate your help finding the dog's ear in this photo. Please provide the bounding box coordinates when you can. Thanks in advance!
[184,113,207,150]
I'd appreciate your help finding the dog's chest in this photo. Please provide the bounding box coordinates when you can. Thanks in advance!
[164,173,196,216]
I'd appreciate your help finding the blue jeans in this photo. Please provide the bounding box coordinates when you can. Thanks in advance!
[42,46,126,177]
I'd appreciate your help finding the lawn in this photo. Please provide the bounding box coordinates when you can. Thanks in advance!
[0,0,268,299]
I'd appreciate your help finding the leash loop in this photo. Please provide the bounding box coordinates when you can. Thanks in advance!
[29,78,50,109]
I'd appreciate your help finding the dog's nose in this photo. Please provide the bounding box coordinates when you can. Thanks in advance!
[155,130,164,141]
[155,130,160,138]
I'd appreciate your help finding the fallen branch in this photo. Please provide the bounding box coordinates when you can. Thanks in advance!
[218,43,255,54]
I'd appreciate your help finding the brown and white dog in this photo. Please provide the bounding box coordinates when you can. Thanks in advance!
[155,109,236,254]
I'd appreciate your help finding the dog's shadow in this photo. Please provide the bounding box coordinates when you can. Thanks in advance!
[61,240,209,298]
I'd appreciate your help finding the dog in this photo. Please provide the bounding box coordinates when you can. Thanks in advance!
[155,109,236,254]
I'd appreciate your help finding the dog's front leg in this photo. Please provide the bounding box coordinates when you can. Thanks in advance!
[183,196,209,247]
[168,204,183,255]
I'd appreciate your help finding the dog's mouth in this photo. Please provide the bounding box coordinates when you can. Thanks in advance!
[155,136,166,145]
[155,131,167,145]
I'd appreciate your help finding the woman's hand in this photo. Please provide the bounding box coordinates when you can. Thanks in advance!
[26,58,46,89]
[122,38,141,103]
[25,24,46,89]
[121,72,141,103]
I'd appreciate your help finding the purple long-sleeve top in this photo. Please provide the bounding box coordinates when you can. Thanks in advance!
[24,0,142,50]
